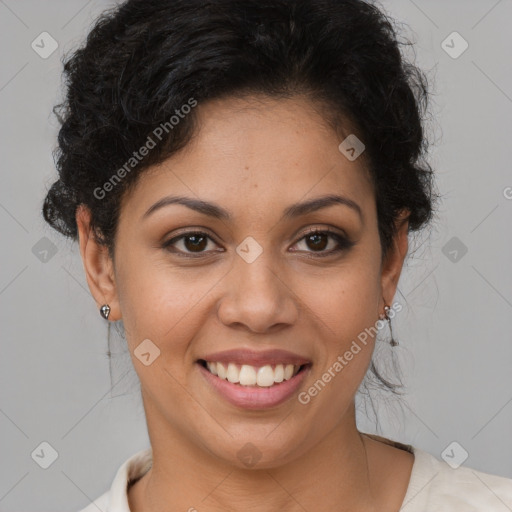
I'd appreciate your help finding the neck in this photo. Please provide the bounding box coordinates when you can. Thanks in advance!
[129,403,378,512]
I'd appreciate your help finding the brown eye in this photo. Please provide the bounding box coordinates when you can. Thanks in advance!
[183,234,208,252]
[163,231,218,256]
[291,229,354,256]
[305,232,328,251]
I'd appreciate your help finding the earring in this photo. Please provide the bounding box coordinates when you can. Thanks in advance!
[379,304,398,347]
[100,304,111,320]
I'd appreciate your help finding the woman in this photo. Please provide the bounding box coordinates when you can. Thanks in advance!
[42,0,512,510]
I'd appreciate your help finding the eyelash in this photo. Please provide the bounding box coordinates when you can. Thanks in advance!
[162,228,354,258]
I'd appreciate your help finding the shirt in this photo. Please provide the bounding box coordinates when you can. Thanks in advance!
[78,437,512,511]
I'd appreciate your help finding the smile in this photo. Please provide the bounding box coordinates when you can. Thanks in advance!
[196,348,312,409]
[200,360,304,387]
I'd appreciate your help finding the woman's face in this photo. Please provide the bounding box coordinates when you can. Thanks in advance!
[78,95,408,468]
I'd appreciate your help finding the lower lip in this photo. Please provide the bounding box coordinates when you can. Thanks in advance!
[197,363,310,410]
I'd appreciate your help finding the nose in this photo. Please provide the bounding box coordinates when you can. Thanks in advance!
[217,252,299,334]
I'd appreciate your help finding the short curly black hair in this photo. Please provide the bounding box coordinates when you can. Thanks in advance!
[43,0,437,264]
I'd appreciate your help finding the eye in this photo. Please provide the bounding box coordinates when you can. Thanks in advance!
[291,228,354,256]
[162,228,354,258]
[162,231,220,257]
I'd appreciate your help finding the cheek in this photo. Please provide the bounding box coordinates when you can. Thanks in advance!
[297,289,379,427]
[304,256,381,341]
[115,252,217,356]
[299,255,382,394]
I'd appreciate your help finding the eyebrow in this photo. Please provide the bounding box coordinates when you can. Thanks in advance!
[142,194,363,222]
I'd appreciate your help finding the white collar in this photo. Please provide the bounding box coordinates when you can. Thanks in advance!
[81,442,512,511]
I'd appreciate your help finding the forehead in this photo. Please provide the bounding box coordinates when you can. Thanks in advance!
[120,95,375,223]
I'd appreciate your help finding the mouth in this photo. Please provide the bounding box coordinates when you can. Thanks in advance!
[198,359,309,387]
[196,350,312,409]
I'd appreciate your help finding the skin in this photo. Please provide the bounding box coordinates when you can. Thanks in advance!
[77,94,413,512]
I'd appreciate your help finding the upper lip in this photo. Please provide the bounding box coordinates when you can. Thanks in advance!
[199,348,311,367]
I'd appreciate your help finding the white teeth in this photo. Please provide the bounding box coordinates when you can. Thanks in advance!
[226,363,240,383]
[256,365,275,387]
[217,362,227,379]
[274,364,284,383]
[284,364,294,380]
[206,361,218,375]
[203,361,303,387]
[239,365,257,386]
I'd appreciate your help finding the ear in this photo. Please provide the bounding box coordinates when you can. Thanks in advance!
[380,209,410,310]
[76,204,121,321]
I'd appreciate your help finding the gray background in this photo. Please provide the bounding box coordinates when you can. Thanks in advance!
[0,0,511,510]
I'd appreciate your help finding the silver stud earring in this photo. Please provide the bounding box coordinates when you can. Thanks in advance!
[100,304,111,320]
